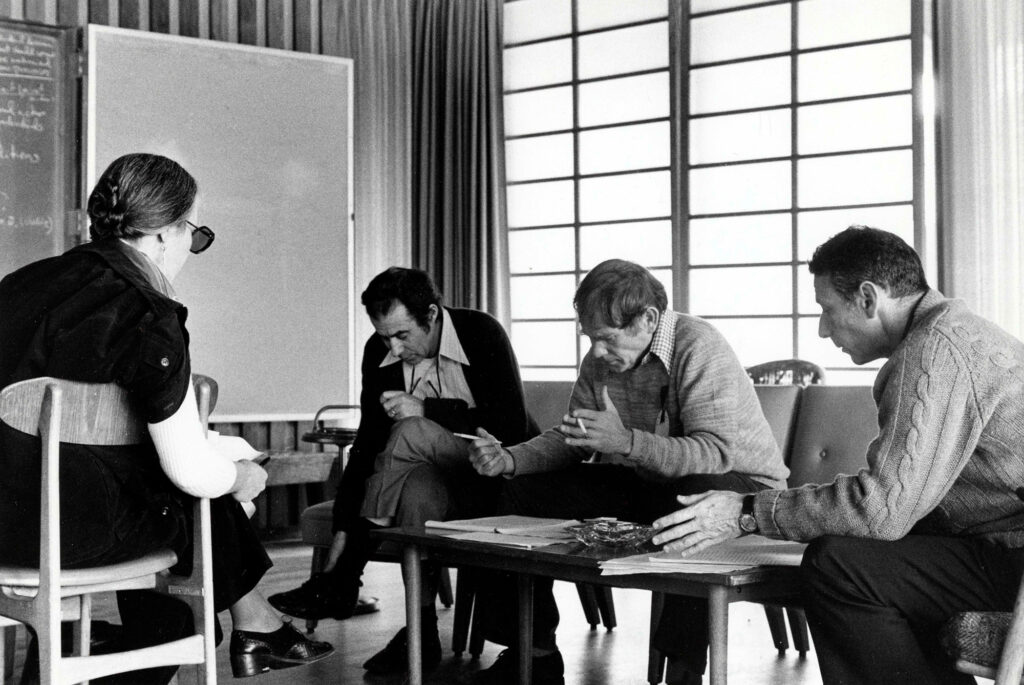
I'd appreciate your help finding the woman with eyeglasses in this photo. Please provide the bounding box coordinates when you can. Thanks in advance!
[0,152,332,682]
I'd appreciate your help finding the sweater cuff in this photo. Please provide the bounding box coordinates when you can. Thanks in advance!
[752,489,784,538]
[625,428,653,465]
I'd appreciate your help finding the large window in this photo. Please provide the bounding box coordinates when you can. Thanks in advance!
[503,0,933,384]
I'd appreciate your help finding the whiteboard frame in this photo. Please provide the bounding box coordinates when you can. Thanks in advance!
[83,24,356,422]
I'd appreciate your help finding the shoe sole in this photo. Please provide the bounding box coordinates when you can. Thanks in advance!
[231,647,335,678]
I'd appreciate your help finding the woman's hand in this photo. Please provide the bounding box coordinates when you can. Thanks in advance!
[380,390,425,420]
[231,459,268,502]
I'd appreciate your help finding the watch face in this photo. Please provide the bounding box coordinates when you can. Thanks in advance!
[739,514,758,534]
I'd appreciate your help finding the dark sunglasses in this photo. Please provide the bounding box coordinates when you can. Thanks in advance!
[186,220,215,254]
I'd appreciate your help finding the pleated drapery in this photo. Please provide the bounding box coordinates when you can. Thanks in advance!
[938,0,1024,341]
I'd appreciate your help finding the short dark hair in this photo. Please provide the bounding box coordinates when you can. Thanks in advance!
[87,153,197,241]
[574,259,668,329]
[809,225,928,301]
[361,267,443,328]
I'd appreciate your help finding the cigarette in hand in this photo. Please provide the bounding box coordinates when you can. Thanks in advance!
[576,417,588,437]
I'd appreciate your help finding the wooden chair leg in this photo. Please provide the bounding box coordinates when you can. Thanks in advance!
[2,624,17,680]
[305,546,326,634]
[452,569,475,655]
[468,587,486,659]
[786,607,811,656]
[595,586,617,630]
[647,592,666,685]
[763,605,790,654]
[576,583,601,629]
[438,567,454,608]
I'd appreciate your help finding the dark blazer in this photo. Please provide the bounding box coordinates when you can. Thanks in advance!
[333,306,536,532]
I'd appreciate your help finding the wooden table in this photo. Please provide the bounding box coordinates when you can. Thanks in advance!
[372,527,803,685]
[261,449,336,487]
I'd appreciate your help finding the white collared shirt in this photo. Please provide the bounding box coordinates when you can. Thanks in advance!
[379,308,476,407]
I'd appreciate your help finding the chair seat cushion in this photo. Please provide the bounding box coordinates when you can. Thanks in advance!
[300,501,336,546]
[0,549,178,590]
[940,611,1012,668]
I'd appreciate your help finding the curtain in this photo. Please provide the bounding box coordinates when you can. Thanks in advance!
[411,0,510,325]
[326,0,414,348]
[937,0,1024,340]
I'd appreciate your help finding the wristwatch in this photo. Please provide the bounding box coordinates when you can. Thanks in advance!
[738,494,758,535]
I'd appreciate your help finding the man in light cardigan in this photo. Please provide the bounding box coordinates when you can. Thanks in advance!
[467,258,789,685]
[654,226,1024,685]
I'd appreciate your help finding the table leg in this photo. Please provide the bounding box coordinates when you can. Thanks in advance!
[404,544,423,685]
[517,574,534,685]
[708,586,729,685]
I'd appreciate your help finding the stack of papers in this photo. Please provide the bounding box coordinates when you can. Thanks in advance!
[600,537,808,576]
[425,515,578,549]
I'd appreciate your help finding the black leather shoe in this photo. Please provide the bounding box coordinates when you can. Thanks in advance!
[268,572,374,620]
[469,649,564,685]
[363,625,442,675]
[229,621,334,677]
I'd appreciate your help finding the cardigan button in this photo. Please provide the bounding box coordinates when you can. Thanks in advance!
[160,506,170,516]
[160,357,170,367]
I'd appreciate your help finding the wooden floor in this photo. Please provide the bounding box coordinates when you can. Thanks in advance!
[4,542,825,685]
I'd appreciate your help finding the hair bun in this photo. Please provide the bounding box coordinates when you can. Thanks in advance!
[87,178,128,239]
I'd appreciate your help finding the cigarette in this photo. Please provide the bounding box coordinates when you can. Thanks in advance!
[576,417,588,437]
[454,432,502,445]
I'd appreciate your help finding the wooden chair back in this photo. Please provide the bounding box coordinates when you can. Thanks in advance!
[746,359,826,387]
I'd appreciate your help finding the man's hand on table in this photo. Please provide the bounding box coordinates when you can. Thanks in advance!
[652,490,744,554]
[558,386,632,455]
[468,427,514,477]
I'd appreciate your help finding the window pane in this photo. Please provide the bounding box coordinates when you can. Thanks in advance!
[798,150,913,208]
[578,0,667,31]
[578,72,670,127]
[690,265,792,316]
[507,180,575,227]
[690,214,792,265]
[797,205,914,261]
[579,220,672,269]
[690,57,791,115]
[504,40,572,91]
[797,270,818,315]
[522,367,578,382]
[691,4,790,65]
[710,317,794,367]
[506,133,574,182]
[511,275,577,319]
[513,321,577,366]
[505,87,573,136]
[690,109,791,164]
[689,161,792,214]
[578,22,668,80]
[799,41,912,102]
[650,268,674,310]
[504,0,571,44]
[579,170,671,222]
[692,0,772,13]
[509,227,576,274]
[579,122,670,174]
[799,0,911,50]
[798,95,913,155]
[798,316,855,368]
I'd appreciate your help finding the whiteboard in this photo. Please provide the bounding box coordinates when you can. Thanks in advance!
[86,25,354,420]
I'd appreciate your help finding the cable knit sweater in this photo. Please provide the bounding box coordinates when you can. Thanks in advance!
[510,310,789,488]
[757,289,1024,548]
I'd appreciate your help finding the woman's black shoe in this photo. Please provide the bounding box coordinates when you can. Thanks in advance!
[229,621,334,677]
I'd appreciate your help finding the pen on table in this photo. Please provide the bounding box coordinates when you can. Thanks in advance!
[576,416,588,437]
[453,432,502,445]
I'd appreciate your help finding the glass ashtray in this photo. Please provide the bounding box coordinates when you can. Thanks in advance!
[568,520,655,548]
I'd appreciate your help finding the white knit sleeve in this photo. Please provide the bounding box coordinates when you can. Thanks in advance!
[147,380,237,498]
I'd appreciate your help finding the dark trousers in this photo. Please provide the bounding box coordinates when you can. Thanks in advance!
[23,495,272,685]
[477,464,766,673]
[802,534,1024,685]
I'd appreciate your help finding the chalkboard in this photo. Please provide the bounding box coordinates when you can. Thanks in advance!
[0,20,76,280]
[86,26,354,420]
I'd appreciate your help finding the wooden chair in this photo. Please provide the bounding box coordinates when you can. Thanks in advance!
[746,359,825,387]
[0,377,217,685]
[942,573,1024,684]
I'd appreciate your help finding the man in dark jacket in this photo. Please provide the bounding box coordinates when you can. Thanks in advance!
[269,267,535,675]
